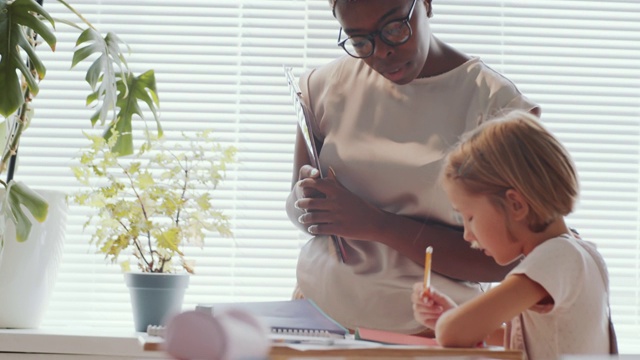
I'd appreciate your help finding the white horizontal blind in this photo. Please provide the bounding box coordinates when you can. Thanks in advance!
[11,0,638,352]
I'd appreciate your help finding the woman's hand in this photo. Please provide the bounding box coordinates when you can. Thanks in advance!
[293,164,323,200]
[294,167,386,240]
[411,282,457,330]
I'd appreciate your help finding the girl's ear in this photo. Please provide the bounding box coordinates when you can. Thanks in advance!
[505,189,529,222]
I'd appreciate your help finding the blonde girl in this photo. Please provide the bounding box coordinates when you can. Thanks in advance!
[411,110,613,359]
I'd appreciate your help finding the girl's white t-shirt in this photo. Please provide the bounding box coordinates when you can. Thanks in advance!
[508,236,610,359]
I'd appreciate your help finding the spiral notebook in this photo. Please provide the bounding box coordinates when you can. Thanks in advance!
[196,299,348,339]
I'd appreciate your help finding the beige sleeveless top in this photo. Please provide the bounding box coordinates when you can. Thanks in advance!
[296,56,538,333]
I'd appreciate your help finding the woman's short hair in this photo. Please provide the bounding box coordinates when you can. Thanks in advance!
[442,110,579,233]
[329,0,433,18]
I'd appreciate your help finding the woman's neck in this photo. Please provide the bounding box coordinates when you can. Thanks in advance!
[419,36,470,78]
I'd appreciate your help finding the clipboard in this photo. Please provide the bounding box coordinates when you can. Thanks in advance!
[284,66,348,263]
[284,66,322,171]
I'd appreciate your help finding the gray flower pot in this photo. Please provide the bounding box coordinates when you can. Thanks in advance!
[124,272,190,332]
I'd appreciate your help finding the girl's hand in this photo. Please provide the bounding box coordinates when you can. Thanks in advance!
[294,167,385,240]
[411,282,457,330]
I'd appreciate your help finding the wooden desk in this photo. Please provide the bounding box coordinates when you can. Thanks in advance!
[143,336,522,359]
[269,345,524,360]
[0,329,523,360]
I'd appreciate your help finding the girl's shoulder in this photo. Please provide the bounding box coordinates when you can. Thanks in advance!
[511,235,607,305]
[521,235,586,268]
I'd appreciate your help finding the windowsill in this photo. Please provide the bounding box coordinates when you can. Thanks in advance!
[0,327,169,358]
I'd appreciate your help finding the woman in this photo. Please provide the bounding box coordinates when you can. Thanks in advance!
[286,0,539,334]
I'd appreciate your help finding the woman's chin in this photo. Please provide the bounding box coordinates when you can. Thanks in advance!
[381,63,414,84]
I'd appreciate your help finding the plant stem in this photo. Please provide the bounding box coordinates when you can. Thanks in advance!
[121,166,157,269]
[56,0,97,31]
[1,102,27,181]
[175,164,190,227]
[116,216,152,271]
[6,151,17,183]
[2,24,38,182]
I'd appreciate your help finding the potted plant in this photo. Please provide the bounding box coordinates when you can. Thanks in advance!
[72,129,236,331]
[0,0,161,328]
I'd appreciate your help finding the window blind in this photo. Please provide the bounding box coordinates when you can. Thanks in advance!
[12,0,638,352]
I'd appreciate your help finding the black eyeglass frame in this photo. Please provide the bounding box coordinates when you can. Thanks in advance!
[336,0,417,59]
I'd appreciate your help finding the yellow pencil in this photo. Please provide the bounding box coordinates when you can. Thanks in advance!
[423,246,433,294]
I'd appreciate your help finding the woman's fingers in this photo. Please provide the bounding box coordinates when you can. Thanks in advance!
[298,165,320,181]
[294,166,325,200]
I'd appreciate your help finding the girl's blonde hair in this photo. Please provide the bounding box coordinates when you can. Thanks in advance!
[442,110,578,233]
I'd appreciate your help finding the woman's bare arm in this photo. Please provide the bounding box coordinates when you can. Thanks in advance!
[287,129,515,282]
[372,211,515,282]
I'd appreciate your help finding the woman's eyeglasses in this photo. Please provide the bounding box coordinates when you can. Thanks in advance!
[337,0,417,59]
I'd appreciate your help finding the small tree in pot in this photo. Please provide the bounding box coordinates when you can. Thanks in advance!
[73,130,236,273]
[72,130,236,330]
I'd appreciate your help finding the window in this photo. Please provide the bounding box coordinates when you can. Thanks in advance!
[15,0,640,352]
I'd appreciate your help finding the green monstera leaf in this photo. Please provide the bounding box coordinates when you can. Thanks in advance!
[74,32,161,156]
[72,29,128,129]
[0,0,56,118]
[101,70,162,156]
[4,181,48,242]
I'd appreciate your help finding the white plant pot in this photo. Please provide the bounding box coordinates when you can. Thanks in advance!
[0,189,68,328]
